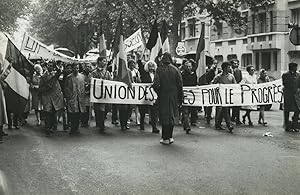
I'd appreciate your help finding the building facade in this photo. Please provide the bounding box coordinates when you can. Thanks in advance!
[181,0,300,79]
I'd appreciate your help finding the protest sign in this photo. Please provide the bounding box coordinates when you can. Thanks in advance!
[124,29,144,53]
[90,79,156,105]
[20,33,76,63]
[90,78,283,107]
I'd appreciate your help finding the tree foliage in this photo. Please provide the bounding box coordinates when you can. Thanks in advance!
[30,0,272,57]
[0,0,31,33]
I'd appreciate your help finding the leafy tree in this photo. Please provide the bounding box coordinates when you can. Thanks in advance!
[0,0,31,33]
[30,0,272,57]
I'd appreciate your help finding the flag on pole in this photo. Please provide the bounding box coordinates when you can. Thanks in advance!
[0,32,34,114]
[99,21,107,57]
[161,20,170,54]
[146,20,162,61]
[195,22,205,80]
[113,12,132,88]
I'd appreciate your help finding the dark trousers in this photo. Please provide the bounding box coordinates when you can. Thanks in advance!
[112,104,118,122]
[162,125,174,140]
[94,110,105,130]
[44,111,56,131]
[69,112,81,132]
[232,106,241,122]
[119,105,130,128]
[7,112,19,127]
[284,111,299,129]
[215,107,232,128]
[182,106,191,130]
[81,106,90,125]
[190,108,197,123]
[140,105,158,130]
[204,106,213,120]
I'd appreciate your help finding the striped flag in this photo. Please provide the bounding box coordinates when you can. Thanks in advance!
[161,20,170,54]
[146,20,162,61]
[99,21,107,57]
[113,13,132,88]
[195,22,205,80]
[0,32,34,114]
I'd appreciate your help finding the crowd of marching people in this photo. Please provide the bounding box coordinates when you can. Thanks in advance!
[0,51,299,145]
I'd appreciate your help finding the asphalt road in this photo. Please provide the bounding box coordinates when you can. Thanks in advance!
[0,108,299,195]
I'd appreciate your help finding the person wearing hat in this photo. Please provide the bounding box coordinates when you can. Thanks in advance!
[153,52,183,145]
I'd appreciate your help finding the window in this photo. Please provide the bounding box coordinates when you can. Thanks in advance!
[258,13,267,33]
[243,39,248,44]
[227,54,237,61]
[188,19,196,37]
[268,35,272,41]
[257,35,266,42]
[215,42,222,47]
[252,15,256,34]
[242,54,252,67]
[291,9,300,25]
[214,55,223,66]
[228,40,236,45]
[180,23,185,40]
[270,11,273,32]
[255,52,260,70]
[262,52,271,70]
[273,51,278,71]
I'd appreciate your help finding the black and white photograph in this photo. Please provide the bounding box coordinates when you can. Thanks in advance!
[0,0,299,194]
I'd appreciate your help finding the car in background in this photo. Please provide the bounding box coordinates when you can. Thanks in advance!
[54,48,75,58]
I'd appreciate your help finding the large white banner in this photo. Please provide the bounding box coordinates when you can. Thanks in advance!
[20,33,75,63]
[90,79,283,106]
[124,28,144,53]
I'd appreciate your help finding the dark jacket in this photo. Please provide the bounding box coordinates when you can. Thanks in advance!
[153,64,183,125]
[233,68,242,83]
[282,71,300,112]
[182,70,197,86]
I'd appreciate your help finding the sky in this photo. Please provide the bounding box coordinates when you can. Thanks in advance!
[13,17,30,48]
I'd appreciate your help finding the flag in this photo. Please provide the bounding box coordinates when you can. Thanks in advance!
[113,13,132,88]
[146,20,162,61]
[99,21,107,57]
[161,20,170,54]
[195,22,206,79]
[0,32,34,114]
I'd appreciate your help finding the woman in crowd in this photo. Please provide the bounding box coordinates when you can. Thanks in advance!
[153,53,183,145]
[128,59,141,126]
[139,61,160,133]
[31,64,43,126]
[257,69,270,126]
[241,65,257,126]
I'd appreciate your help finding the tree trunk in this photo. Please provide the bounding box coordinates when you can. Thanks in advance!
[170,0,184,57]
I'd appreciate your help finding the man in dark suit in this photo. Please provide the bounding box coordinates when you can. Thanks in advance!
[282,62,300,132]
[231,59,243,125]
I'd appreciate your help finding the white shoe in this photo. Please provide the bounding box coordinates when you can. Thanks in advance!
[169,138,174,144]
[160,139,169,145]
